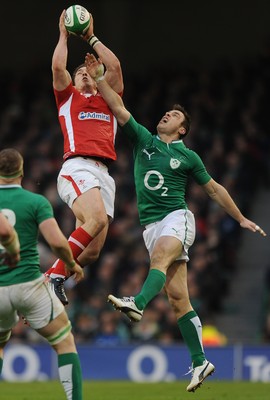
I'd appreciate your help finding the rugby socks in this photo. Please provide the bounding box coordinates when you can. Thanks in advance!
[0,357,2,374]
[177,310,205,367]
[47,227,93,278]
[58,353,83,400]
[135,269,166,310]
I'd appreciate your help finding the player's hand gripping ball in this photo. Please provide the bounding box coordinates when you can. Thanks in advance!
[64,5,91,35]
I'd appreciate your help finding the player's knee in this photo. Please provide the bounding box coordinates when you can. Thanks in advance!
[84,214,107,236]
[46,320,72,346]
[95,214,108,231]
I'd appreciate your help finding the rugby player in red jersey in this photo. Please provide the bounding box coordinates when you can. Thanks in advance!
[45,10,124,305]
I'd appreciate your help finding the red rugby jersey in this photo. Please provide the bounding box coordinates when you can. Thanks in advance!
[54,83,119,161]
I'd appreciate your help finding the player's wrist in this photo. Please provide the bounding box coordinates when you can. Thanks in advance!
[66,259,76,270]
[95,75,105,83]
[93,63,105,82]
[87,35,100,48]
[2,231,20,255]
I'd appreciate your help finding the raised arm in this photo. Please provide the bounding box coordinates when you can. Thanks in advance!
[39,218,84,282]
[203,178,266,236]
[52,10,72,91]
[85,53,129,126]
[82,15,124,93]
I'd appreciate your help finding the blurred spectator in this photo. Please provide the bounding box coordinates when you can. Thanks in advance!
[202,319,228,347]
[94,311,129,346]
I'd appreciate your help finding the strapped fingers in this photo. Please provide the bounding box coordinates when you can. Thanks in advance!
[255,225,266,237]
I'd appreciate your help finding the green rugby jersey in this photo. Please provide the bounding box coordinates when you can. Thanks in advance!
[122,115,211,225]
[0,185,54,286]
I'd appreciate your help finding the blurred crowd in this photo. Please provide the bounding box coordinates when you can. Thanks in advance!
[1,45,270,346]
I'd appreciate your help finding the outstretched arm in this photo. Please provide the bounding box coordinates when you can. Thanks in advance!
[203,178,266,236]
[82,15,124,94]
[85,53,129,126]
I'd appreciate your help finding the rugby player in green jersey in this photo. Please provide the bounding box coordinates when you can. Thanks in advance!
[86,53,266,392]
[0,149,85,400]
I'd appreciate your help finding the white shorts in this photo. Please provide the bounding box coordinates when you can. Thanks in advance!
[57,157,116,219]
[0,276,64,331]
[143,209,196,262]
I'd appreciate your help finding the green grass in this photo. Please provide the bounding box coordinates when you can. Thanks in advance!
[0,380,270,400]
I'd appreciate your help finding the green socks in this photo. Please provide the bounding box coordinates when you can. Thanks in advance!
[135,269,166,310]
[177,310,205,367]
[58,352,82,400]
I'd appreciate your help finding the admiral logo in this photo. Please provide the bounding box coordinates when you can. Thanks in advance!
[78,111,111,122]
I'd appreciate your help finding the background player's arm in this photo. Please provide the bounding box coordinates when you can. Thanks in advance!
[39,218,84,281]
[52,10,72,91]
[85,53,129,125]
[203,178,266,236]
[0,213,20,267]
[83,16,123,93]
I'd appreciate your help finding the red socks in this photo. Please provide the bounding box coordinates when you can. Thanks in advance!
[46,227,93,278]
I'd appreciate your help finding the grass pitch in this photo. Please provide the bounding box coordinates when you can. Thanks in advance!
[0,380,269,399]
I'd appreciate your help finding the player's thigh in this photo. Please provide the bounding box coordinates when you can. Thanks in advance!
[37,311,76,353]
[73,187,107,222]
[150,235,183,270]
[16,277,64,330]
[37,310,69,338]
[0,287,19,332]
[143,210,195,266]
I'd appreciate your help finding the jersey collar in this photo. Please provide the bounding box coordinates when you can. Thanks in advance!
[0,184,22,188]
[156,135,183,144]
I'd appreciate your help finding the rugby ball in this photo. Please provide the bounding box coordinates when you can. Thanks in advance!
[64,5,91,35]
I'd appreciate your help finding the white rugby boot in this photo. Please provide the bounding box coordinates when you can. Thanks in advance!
[108,295,143,322]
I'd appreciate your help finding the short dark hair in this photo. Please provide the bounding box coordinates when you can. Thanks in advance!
[173,104,191,137]
[72,63,86,84]
[0,148,23,178]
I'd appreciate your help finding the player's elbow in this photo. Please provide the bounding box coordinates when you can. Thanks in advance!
[107,57,121,73]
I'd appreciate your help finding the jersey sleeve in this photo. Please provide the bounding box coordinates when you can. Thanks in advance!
[35,195,54,225]
[122,115,152,147]
[189,150,212,185]
[54,82,74,107]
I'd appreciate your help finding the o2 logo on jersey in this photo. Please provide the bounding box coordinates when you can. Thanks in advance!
[144,170,168,196]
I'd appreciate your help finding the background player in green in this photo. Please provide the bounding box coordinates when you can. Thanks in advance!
[0,148,85,400]
[85,53,267,392]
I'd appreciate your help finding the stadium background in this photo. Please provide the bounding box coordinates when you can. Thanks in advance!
[1,0,270,382]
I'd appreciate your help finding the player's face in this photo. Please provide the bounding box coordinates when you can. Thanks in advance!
[74,67,96,92]
[157,110,186,136]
